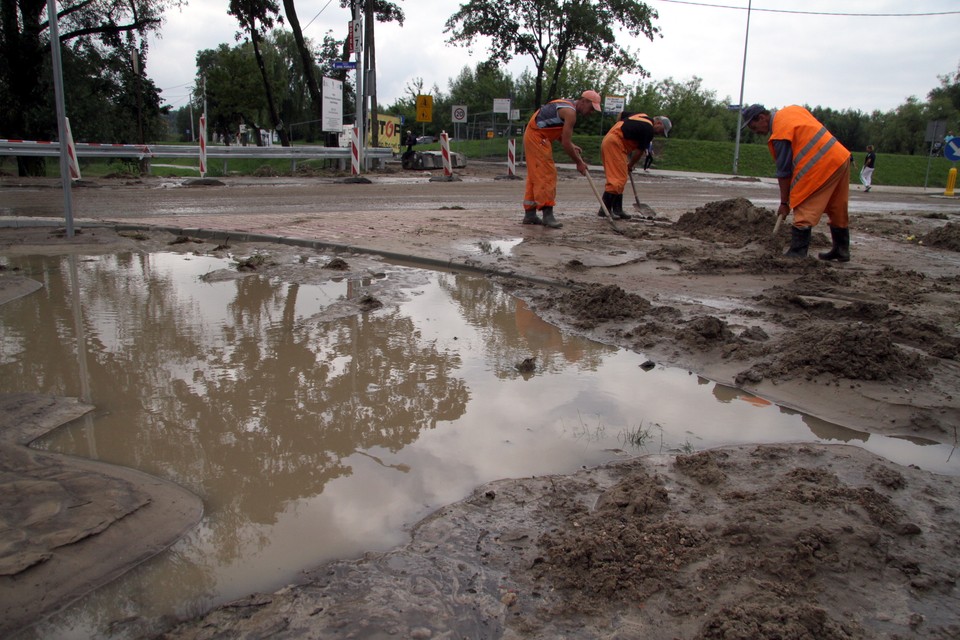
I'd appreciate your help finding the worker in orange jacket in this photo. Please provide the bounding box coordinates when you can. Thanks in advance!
[522,90,602,229]
[742,104,851,261]
[599,112,671,219]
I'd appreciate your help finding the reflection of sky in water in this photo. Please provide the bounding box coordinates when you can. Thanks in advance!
[1,251,956,640]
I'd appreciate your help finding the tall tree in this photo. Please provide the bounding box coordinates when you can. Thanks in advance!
[0,0,176,174]
[444,0,659,108]
[229,0,290,145]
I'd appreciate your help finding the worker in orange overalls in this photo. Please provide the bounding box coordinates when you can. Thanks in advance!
[742,104,851,261]
[599,112,671,220]
[522,90,602,229]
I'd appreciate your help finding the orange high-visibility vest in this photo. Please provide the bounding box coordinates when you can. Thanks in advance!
[768,106,849,206]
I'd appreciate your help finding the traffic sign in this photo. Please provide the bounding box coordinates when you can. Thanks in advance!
[945,138,960,162]
[332,60,356,70]
[452,105,467,123]
[416,95,433,123]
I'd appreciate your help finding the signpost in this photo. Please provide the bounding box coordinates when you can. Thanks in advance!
[331,60,357,70]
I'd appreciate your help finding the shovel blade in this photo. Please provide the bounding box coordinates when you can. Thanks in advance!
[632,202,657,217]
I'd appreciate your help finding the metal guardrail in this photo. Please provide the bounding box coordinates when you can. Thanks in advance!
[0,140,394,172]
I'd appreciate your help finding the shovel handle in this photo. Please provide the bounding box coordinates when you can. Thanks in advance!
[773,214,785,235]
[583,169,623,234]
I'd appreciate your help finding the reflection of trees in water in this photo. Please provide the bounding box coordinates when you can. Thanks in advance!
[437,274,610,378]
[3,253,469,578]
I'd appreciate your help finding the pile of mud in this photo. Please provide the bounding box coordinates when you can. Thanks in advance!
[736,324,931,385]
[922,221,960,252]
[555,283,652,329]
[674,198,778,246]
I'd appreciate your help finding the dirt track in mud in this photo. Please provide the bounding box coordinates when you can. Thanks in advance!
[2,161,960,638]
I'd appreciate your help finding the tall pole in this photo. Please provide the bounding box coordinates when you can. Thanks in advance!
[353,1,363,170]
[732,0,752,175]
[46,0,74,237]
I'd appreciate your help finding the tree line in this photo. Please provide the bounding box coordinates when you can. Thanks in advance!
[3,0,958,177]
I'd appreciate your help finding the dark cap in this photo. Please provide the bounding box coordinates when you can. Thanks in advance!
[741,104,766,129]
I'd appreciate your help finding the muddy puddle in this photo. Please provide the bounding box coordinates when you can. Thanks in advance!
[1,250,957,639]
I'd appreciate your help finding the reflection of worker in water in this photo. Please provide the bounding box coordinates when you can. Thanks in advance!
[514,299,584,364]
[711,383,772,408]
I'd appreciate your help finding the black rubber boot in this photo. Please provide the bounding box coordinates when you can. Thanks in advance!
[522,208,542,225]
[784,226,811,258]
[541,207,563,229]
[612,193,632,220]
[818,226,850,262]
[598,192,615,217]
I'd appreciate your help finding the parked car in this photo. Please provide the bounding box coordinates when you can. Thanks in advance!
[416,135,436,145]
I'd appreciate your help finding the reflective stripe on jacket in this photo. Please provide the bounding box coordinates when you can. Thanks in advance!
[768,106,849,207]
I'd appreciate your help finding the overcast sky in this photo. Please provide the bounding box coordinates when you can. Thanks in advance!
[146,0,960,116]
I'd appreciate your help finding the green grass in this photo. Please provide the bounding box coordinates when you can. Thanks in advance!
[455,135,958,189]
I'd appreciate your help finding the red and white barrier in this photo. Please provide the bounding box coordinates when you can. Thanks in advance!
[507,138,516,177]
[64,118,81,180]
[351,126,360,175]
[440,131,452,177]
[199,114,207,177]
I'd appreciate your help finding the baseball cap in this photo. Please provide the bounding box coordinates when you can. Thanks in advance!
[741,104,766,129]
[581,90,602,112]
[657,116,672,137]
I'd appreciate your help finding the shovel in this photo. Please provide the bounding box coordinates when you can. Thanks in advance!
[628,171,657,218]
[583,170,623,235]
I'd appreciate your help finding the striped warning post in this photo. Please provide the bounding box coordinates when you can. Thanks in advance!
[199,114,207,177]
[64,118,81,180]
[351,126,360,175]
[507,138,516,177]
[440,131,452,177]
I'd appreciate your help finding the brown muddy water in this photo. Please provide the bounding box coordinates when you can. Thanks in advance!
[2,250,957,639]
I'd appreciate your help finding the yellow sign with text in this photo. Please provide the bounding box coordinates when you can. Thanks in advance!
[367,113,401,151]
[416,95,433,122]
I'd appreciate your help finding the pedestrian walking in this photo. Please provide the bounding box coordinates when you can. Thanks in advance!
[643,140,655,171]
[742,103,851,262]
[860,145,876,192]
[521,90,603,228]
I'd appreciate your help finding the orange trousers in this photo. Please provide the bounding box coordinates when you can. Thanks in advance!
[523,129,558,209]
[792,162,850,229]
[600,126,640,194]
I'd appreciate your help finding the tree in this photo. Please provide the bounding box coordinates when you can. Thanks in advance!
[0,0,177,174]
[229,0,290,145]
[196,43,266,144]
[444,0,659,108]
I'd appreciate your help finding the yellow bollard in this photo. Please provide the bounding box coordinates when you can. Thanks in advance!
[946,167,957,197]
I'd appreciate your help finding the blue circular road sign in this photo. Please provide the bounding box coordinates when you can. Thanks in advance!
[945,137,960,161]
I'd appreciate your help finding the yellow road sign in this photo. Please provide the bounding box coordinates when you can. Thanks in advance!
[416,95,433,123]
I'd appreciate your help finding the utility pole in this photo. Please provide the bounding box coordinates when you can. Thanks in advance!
[365,1,379,149]
[732,0,752,175]
[352,0,363,169]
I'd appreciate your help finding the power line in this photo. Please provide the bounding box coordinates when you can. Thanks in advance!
[303,0,336,32]
[654,0,960,17]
